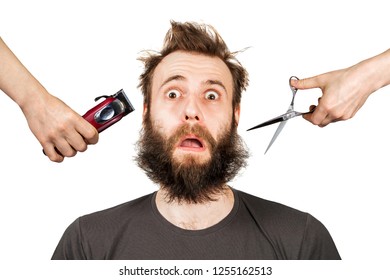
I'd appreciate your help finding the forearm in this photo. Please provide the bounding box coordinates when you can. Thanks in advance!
[351,48,390,95]
[0,37,49,111]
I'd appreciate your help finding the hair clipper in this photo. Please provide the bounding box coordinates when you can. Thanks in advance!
[43,89,134,157]
[83,89,135,133]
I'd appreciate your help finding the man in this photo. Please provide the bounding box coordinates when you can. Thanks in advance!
[52,21,340,260]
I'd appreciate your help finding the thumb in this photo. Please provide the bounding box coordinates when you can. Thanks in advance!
[291,76,321,90]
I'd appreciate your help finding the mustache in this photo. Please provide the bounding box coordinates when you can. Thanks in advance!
[166,123,217,152]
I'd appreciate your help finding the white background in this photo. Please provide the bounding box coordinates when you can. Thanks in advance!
[1,0,389,279]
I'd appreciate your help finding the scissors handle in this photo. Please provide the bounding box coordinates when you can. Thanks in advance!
[289,76,299,107]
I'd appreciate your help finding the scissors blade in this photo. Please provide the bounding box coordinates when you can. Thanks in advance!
[264,119,287,154]
[247,105,300,131]
[246,115,285,131]
[264,106,293,154]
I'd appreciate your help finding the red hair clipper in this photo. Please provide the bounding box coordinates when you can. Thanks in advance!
[83,89,134,133]
[43,89,134,157]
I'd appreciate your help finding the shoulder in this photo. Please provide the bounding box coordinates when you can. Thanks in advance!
[60,193,154,240]
[237,189,308,224]
[79,193,154,227]
[236,190,331,233]
[52,193,155,260]
[235,189,340,259]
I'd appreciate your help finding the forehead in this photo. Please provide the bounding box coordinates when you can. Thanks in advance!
[152,51,233,92]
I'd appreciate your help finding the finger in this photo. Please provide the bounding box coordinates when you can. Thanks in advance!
[319,114,345,127]
[290,75,321,90]
[76,119,99,145]
[43,145,65,163]
[302,105,317,123]
[302,112,313,123]
[311,110,327,126]
[54,140,77,158]
[308,102,329,126]
[66,133,88,153]
[85,128,99,145]
[318,116,333,128]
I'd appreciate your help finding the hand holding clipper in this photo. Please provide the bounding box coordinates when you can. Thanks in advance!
[43,89,134,157]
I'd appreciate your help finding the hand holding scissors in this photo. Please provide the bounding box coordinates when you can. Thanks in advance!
[247,76,313,154]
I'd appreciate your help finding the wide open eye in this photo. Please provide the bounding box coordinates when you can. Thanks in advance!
[204,91,219,101]
[166,89,181,99]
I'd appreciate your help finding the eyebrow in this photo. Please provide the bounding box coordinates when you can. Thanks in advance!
[160,75,227,92]
[160,75,185,89]
[204,79,227,92]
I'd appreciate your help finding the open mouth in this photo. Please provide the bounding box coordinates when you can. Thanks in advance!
[178,136,205,150]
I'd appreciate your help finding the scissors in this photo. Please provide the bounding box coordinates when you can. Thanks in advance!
[247,76,313,154]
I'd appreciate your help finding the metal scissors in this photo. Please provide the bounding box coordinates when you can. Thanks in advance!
[247,76,312,154]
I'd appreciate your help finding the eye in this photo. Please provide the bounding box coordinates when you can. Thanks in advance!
[205,91,219,101]
[166,89,181,99]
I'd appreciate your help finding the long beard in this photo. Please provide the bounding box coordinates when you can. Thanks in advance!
[135,117,249,204]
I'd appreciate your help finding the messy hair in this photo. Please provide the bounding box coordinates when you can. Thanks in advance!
[138,20,249,109]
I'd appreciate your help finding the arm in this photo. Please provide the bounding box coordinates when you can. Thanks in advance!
[0,37,98,162]
[298,214,341,260]
[291,49,390,127]
[51,218,87,260]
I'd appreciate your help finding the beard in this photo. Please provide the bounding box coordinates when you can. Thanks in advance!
[135,115,249,204]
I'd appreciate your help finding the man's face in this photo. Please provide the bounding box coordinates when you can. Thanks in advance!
[136,51,248,203]
[147,51,239,165]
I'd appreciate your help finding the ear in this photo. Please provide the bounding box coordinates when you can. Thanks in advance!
[234,105,241,126]
[143,103,148,117]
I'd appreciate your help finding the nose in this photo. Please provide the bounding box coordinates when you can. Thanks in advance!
[182,96,203,123]
[185,115,200,121]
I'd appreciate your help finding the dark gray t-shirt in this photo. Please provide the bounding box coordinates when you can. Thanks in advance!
[52,189,340,260]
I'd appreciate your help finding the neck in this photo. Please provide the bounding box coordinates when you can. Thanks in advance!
[155,185,234,230]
